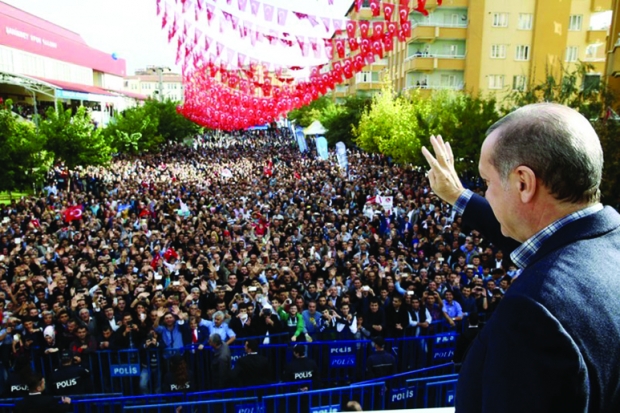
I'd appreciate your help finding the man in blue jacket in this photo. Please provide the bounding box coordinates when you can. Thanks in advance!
[422,103,620,412]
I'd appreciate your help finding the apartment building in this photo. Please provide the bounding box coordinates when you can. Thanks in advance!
[124,66,184,102]
[335,0,612,100]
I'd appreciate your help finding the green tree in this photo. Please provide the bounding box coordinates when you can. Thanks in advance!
[321,96,372,146]
[288,96,334,128]
[354,84,421,163]
[104,104,161,153]
[39,105,111,168]
[0,100,50,193]
[414,90,501,172]
[150,99,201,142]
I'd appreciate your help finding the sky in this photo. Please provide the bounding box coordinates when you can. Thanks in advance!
[2,0,353,74]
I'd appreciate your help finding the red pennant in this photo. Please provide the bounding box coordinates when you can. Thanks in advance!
[335,39,346,58]
[359,21,370,38]
[414,0,429,16]
[346,20,357,38]
[277,8,287,25]
[250,0,260,15]
[370,0,381,17]
[372,21,385,40]
[238,0,248,11]
[321,17,331,32]
[348,38,359,51]
[263,4,274,21]
[383,3,395,21]
[399,5,410,24]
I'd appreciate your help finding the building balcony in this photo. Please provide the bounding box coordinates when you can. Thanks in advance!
[354,82,385,91]
[586,29,608,44]
[404,55,466,72]
[332,90,349,99]
[590,0,612,12]
[583,59,606,73]
[410,24,468,42]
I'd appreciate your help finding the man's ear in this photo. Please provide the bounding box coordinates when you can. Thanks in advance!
[514,165,537,203]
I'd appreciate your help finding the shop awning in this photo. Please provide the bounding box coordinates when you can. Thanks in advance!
[113,90,148,101]
[30,76,115,102]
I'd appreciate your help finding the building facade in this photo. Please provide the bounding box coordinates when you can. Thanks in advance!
[0,1,144,124]
[124,66,184,102]
[335,0,612,101]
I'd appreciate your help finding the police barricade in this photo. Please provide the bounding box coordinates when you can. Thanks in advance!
[387,330,457,373]
[380,373,459,410]
[0,403,12,413]
[72,393,186,413]
[355,363,456,410]
[122,396,258,413]
[262,382,386,413]
[185,381,312,402]
[28,331,458,395]
[423,378,458,408]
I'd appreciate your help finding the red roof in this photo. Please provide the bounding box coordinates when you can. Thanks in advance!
[0,2,126,77]
[31,76,114,96]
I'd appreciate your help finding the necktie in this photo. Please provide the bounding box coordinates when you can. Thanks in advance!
[192,329,198,343]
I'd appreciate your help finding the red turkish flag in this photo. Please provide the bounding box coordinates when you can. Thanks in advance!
[359,21,370,38]
[399,5,410,24]
[383,3,395,21]
[63,206,82,222]
[346,21,357,38]
[336,39,346,58]
[369,0,380,17]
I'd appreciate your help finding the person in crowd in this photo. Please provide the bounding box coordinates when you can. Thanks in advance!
[49,350,91,396]
[283,344,319,390]
[208,333,231,389]
[14,372,72,413]
[365,336,397,379]
[422,104,620,411]
[229,339,271,386]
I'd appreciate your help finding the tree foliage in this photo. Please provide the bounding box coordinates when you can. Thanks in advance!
[102,99,199,153]
[0,100,50,192]
[321,96,372,146]
[38,105,111,169]
[288,96,334,128]
[354,84,421,163]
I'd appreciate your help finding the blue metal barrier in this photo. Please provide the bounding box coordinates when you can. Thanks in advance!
[424,378,458,408]
[185,380,312,401]
[22,331,459,397]
[263,382,386,412]
[123,396,258,412]
[72,393,186,413]
[357,362,455,386]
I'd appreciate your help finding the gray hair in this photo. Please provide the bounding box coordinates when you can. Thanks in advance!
[209,333,222,346]
[487,103,603,204]
[212,311,225,320]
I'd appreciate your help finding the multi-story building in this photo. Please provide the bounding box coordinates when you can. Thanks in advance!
[0,1,144,124]
[605,0,620,104]
[124,66,184,102]
[334,0,612,101]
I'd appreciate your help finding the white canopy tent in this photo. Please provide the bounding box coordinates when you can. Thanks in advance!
[303,120,327,135]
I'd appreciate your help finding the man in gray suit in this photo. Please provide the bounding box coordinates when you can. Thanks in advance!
[423,103,620,413]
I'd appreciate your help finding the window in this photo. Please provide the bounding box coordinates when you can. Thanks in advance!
[515,45,530,61]
[583,74,601,91]
[488,75,504,89]
[142,83,150,90]
[565,46,579,62]
[491,44,506,59]
[569,15,582,31]
[441,74,457,88]
[371,72,380,81]
[492,13,508,27]
[357,71,371,83]
[361,0,370,8]
[518,13,533,30]
[512,75,527,91]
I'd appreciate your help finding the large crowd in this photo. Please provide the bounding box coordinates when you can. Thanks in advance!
[0,128,518,397]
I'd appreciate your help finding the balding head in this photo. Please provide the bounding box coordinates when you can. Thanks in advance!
[485,103,603,205]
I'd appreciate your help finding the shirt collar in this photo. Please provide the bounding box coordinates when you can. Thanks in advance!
[511,204,603,269]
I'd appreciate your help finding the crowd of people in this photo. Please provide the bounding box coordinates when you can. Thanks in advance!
[0,128,517,397]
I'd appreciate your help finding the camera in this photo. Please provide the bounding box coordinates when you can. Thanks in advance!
[263,308,272,316]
